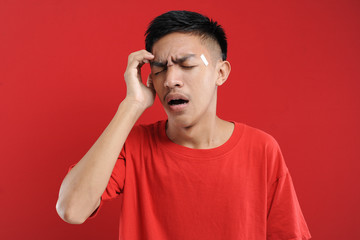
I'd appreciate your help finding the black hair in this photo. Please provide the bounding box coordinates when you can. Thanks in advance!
[145,10,227,60]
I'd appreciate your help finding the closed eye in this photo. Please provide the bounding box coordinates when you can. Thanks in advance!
[181,65,196,69]
[153,65,197,75]
[154,68,167,75]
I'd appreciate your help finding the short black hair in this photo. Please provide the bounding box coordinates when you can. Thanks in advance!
[145,10,227,60]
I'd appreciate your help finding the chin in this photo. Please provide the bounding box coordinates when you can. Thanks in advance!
[167,114,195,128]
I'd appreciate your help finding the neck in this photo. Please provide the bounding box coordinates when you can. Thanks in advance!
[166,115,234,149]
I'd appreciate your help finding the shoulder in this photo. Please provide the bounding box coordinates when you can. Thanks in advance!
[235,122,288,176]
[130,121,158,134]
[126,120,164,143]
[237,122,280,151]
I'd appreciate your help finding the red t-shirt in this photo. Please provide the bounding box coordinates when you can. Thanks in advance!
[90,120,311,239]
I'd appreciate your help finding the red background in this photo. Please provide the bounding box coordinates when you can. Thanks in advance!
[1,0,359,239]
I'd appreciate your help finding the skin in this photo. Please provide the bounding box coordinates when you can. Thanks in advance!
[150,32,233,148]
[56,32,232,224]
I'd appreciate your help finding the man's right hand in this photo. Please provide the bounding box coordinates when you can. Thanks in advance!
[56,50,157,225]
[123,50,155,110]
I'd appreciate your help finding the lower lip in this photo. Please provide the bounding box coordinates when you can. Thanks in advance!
[168,102,189,112]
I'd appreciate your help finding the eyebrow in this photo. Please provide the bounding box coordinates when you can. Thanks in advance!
[173,54,196,64]
[150,54,196,67]
[150,61,166,68]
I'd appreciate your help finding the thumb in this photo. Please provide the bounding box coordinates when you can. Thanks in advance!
[146,75,156,95]
[146,75,153,88]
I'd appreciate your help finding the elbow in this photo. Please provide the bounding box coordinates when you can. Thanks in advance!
[56,198,86,225]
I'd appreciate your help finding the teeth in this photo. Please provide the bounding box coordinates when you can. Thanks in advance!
[169,99,188,105]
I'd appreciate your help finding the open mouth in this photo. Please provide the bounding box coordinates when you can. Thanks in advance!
[168,99,189,105]
[165,93,190,111]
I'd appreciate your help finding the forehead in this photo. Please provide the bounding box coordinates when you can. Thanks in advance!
[152,32,209,60]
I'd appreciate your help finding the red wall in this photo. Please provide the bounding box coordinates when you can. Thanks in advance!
[1,0,359,239]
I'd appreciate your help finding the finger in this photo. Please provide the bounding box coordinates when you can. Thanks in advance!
[146,75,153,87]
[127,50,154,70]
[146,75,156,95]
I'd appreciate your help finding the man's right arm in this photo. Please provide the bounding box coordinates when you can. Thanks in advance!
[56,50,155,224]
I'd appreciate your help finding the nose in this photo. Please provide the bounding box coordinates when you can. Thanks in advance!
[163,66,183,88]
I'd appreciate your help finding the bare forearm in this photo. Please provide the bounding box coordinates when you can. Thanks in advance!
[56,99,145,224]
[56,50,155,224]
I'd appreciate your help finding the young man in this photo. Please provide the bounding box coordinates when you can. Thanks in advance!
[56,11,311,240]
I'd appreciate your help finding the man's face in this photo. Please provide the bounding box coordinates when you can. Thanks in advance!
[150,32,222,127]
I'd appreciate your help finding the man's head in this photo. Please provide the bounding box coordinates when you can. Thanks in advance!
[145,11,231,127]
[145,10,227,62]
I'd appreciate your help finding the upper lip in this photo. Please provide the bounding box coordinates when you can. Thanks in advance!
[165,92,189,104]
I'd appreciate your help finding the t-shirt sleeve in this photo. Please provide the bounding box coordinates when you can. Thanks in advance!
[67,146,126,219]
[101,147,126,201]
[266,138,312,240]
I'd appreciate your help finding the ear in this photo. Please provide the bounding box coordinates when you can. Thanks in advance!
[215,61,231,86]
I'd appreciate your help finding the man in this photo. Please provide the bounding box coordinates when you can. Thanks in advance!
[56,10,311,240]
